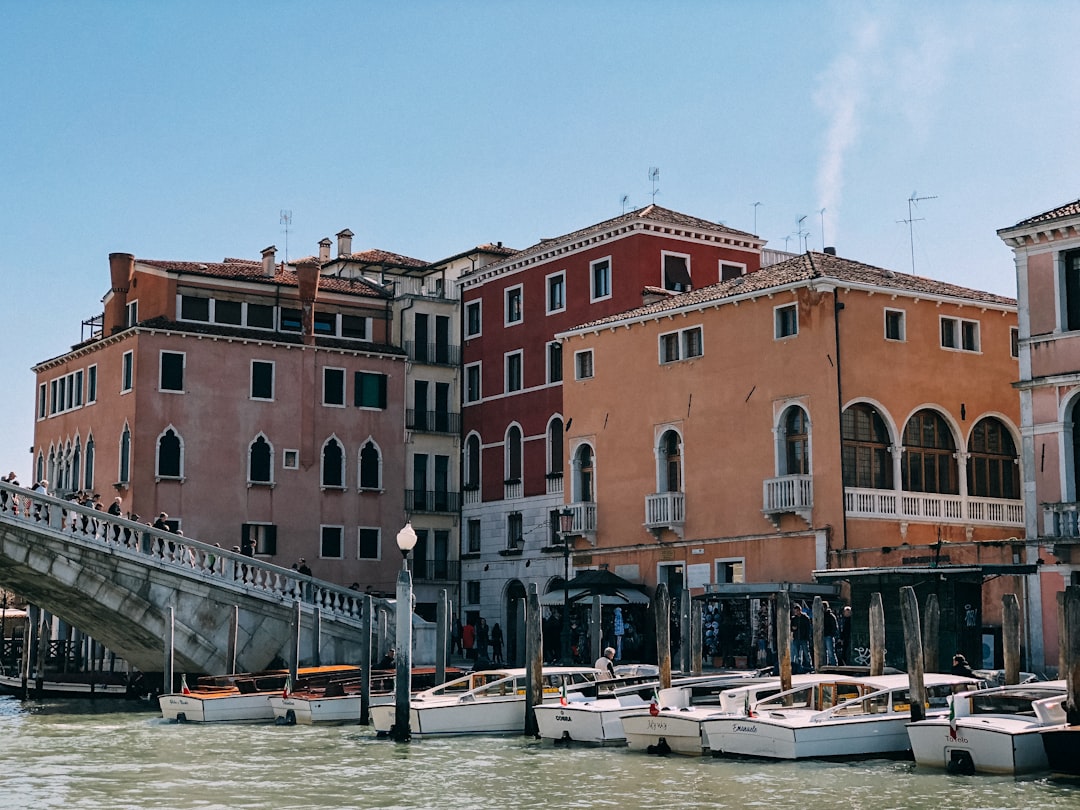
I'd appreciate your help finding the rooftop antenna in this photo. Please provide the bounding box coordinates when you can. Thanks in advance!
[280,210,293,263]
[752,201,762,234]
[797,215,809,252]
[649,167,660,203]
[818,208,827,251]
[621,194,631,214]
[897,192,936,274]
[783,235,792,251]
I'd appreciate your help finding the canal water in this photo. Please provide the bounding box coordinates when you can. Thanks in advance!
[1,696,1078,810]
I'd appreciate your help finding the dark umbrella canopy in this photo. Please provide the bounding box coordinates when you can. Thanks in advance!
[540,569,650,605]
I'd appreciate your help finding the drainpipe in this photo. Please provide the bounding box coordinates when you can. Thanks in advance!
[833,287,848,552]
[296,259,320,346]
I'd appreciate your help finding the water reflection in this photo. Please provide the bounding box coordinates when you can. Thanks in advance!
[0,696,1076,810]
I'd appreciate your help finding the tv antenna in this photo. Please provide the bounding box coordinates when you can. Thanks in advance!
[280,210,293,262]
[649,167,660,203]
[897,192,936,274]
[621,194,631,214]
[818,208,827,251]
[752,202,762,234]
[796,215,810,252]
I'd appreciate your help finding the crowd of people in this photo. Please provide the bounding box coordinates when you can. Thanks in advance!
[451,616,504,665]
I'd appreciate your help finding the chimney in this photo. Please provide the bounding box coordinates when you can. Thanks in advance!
[296,258,320,346]
[318,238,332,262]
[824,246,837,256]
[106,253,135,334]
[260,245,276,277]
[336,229,353,257]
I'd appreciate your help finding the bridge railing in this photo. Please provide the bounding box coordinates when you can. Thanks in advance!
[0,481,383,625]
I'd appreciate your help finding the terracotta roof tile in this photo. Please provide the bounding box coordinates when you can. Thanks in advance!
[336,248,429,268]
[1008,198,1080,229]
[138,258,391,299]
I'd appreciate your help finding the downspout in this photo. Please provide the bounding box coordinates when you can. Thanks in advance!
[832,286,848,553]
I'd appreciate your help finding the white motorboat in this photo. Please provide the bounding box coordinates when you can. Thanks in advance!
[621,674,835,756]
[702,673,980,760]
[907,681,1066,774]
[159,665,359,723]
[368,666,601,737]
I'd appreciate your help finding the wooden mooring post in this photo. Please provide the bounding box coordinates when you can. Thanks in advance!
[776,590,791,692]
[655,583,672,690]
[524,584,543,737]
[1002,593,1021,686]
[922,594,940,673]
[900,586,926,723]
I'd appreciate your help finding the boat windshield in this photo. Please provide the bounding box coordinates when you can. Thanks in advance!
[970,690,1055,716]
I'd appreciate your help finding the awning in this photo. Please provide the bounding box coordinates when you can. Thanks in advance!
[701,582,838,600]
[541,569,650,606]
[539,588,650,606]
[812,564,1038,581]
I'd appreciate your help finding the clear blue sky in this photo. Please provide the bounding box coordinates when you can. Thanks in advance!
[3,1,1080,482]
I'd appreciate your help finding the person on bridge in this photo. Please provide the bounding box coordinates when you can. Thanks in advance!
[297,558,312,576]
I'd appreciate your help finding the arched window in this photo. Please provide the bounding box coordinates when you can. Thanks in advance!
[47,446,56,490]
[157,427,182,478]
[322,437,345,488]
[548,418,564,476]
[658,430,682,492]
[574,444,595,503]
[84,435,95,490]
[902,409,958,494]
[119,426,131,484]
[359,440,381,489]
[36,451,44,484]
[781,407,809,475]
[968,418,1019,499]
[72,437,81,492]
[464,433,481,489]
[505,425,523,482]
[841,403,893,489]
[249,434,272,484]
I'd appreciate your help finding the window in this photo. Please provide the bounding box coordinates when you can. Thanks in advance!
[968,418,1019,500]
[505,285,523,325]
[322,437,345,489]
[73,369,83,407]
[247,303,274,329]
[505,351,523,393]
[157,427,182,479]
[323,367,345,406]
[465,300,482,338]
[354,372,387,409]
[87,365,97,404]
[1011,327,1019,358]
[902,409,958,494]
[547,342,562,383]
[280,308,302,332]
[662,252,692,292]
[242,523,277,555]
[249,435,272,484]
[465,363,481,403]
[358,527,380,559]
[885,309,906,341]
[841,404,893,489]
[126,300,138,328]
[547,272,566,314]
[507,512,523,549]
[251,361,274,400]
[717,560,745,584]
[659,326,703,363]
[320,526,344,559]
[84,436,94,490]
[216,300,242,325]
[548,418,564,475]
[941,316,980,352]
[342,314,368,340]
[359,440,381,490]
[591,258,611,301]
[1064,248,1080,331]
[160,351,184,392]
[37,383,46,420]
[464,433,481,490]
[313,311,336,335]
[505,425,523,482]
[575,349,594,380]
[781,407,809,475]
[574,444,594,502]
[180,295,210,322]
[119,425,131,484]
[283,449,299,469]
[659,430,682,491]
[720,263,745,282]
[466,580,481,605]
[467,519,481,553]
[775,304,798,338]
[121,351,133,393]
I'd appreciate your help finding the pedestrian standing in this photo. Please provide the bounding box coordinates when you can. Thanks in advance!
[490,622,504,663]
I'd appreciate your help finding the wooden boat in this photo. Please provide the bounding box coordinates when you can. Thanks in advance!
[158,665,359,722]
[907,681,1066,774]
[702,673,981,760]
[0,669,132,698]
[368,666,601,737]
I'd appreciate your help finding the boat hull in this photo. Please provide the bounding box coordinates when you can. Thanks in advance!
[159,692,275,723]
[1041,726,1080,776]
[371,695,529,736]
[534,698,638,745]
[704,712,920,760]
[908,718,1048,775]
[622,709,714,756]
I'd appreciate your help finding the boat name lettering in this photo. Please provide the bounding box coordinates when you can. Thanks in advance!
[646,720,667,731]
[732,723,758,733]
[555,714,574,722]
[947,735,970,744]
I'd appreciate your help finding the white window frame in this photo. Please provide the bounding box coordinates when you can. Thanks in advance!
[574,349,594,380]
[357,526,382,560]
[250,359,275,401]
[774,303,798,339]
[322,366,347,407]
[658,326,703,364]
[358,438,383,491]
[121,350,134,394]
[505,284,524,326]
[86,364,97,405]
[158,350,186,394]
[940,315,980,353]
[661,250,693,292]
[546,270,566,315]
[720,261,747,281]
[547,341,563,384]
[465,299,482,338]
[505,350,523,393]
[320,524,346,560]
[154,425,184,481]
[126,299,139,328]
[37,383,47,420]
[320,435,347,490]
[464,361,482,404]
[715,557,746,584]
[1011,326,1019,358]
[282,449,299,470]
[247,433,274,486]
[884,308,906,342]
[590,257,612,302]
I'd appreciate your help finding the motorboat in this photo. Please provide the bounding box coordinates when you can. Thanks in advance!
[1040,708,1080,776]
[702,673,981,760]
[907,681,1066,774]
[621,673,835,756]
[368,666,601,737]
[158,665,359,722]
[269,668,461,725]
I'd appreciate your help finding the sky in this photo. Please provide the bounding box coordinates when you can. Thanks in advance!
[3,1,1080,482]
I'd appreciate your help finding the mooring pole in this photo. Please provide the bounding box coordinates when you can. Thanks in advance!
[922,594,940,673]
[900,586,927,723]
[691,597,703,675]
[869,592,885,677]
[812,596,824,672]
[360,594,372,725]
[226,605,239,674]
[1002,593,1021,686]
[164,606,175,695]
[290,600,301,683]
[311,607,322,667]
[436,589,448,685]
[655,583,672,690]
[524,583,543,737]
[777,591,792,692]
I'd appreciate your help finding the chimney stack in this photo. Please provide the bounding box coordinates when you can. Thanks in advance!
[296,258,320,346]
[336,229,353,257]
[824,246,837,256]
[318,238,332,262]
[261,245,276,277]
[106,253,135,334]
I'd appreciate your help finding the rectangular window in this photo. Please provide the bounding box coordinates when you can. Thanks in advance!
[355,372,388,409]
[246,303,274,329]
[180,295,210,322]
[505,351,523,393]
[662,252,692,292]
[49,379,58,414]
[215,299,242,325]
[659,326,703,364]
[242,523,278,556]
[547,272,566,314]
[126,300,138,328]
[507,512,523,549]
[962,320,979,351]
[160,351,185,392]
[37,383,46,420]
[683,327,703,358]
[575,349,594,380]
[341,314,368,340]
[591,258,611,301]
[548,342,563,383]
[323,367,345,406]
[720,262,745,282]
[465,300,482,338]
[660,332,680,363]
[87,365,97,404]
[505,285,523,325]
[280,308,302,332]
[357,527,380,560]
[466,580,481,605]
[885,309,906,341]
[313,311,336,335]
[941,316,980,352]
[121,350,133,393]
[465,363,481,403]
[283,449,299,469]
[467,519,481,554]
[320,525,344,559]
[1011,327,1019,358]
[251,360,274,400]
[775,304,798,339]
[73,369,83,407]
[1065,249,1080,331]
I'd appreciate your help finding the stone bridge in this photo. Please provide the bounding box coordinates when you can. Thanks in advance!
[0,482,432,677]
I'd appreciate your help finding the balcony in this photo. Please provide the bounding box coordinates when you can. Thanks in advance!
[763,474,813,527]
[412,558,460,582]
[845,486,1024,527]
[546,473,564,496]
[567,501,598,546]
[1044,502,1080,539]
[503,480,523,500]
[406,409,461,435]
[405,340,461,367]
[645,491,685,539]
[462,486,480,506]
[404,489,461,514]
[396,276,460,300]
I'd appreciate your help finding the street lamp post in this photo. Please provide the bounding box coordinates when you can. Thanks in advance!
[558,507,575,665]
[392,521,417,742]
